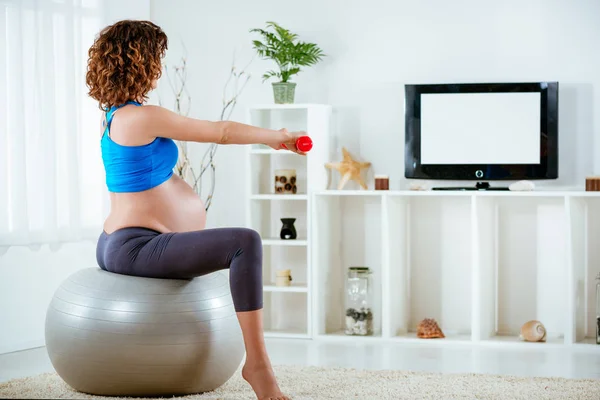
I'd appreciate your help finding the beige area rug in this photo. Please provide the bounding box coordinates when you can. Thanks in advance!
[1,365,599,400]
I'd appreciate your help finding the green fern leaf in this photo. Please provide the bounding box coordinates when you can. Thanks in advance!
[251,21,325,83]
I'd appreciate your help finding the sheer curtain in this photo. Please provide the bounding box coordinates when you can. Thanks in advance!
[0,0,108,247]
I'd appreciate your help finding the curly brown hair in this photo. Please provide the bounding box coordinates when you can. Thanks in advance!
[86,20,168,110]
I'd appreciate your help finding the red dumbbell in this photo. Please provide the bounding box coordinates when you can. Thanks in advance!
[282,136,313,152]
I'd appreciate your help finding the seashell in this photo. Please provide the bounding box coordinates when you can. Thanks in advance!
[417,318,445,339]
[519,320,546,342]
[509,180,535,191]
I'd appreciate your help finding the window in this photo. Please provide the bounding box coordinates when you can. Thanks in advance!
[0,0,107,246]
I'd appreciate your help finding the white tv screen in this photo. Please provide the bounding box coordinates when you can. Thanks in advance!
[420,92,541,165]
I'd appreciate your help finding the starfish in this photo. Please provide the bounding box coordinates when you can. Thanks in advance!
[325,147,372,190]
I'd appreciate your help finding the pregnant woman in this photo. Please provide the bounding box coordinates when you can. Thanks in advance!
[86,20,305,400]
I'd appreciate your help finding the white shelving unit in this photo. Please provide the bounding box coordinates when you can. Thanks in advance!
[244,105,599,350]
[311,190,600,351]
[245,104,332,339]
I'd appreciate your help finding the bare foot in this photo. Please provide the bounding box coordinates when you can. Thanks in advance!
[242,361,290,400]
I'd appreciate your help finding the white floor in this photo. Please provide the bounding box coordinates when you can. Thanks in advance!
[1,339,600,385]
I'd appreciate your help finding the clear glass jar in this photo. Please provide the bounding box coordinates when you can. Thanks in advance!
[345,267,373,336]
[596,272,600,345]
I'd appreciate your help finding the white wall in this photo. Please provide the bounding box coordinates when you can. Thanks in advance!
[150,0,600,228]
[104,0,150,24]
[0,0,151,355]
[0,242,97,354]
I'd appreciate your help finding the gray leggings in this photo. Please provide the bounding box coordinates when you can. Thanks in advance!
[96,227,263,312]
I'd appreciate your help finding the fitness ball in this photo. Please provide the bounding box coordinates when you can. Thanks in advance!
[45,268,244,396]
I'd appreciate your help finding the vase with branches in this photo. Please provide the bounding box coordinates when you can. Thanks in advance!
[250,21,325,104]
[160,48,251,212]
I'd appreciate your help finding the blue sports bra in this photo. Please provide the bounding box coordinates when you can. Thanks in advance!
[101,101,178,193]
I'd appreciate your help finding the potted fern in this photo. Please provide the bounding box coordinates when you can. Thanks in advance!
[250,22,325,104]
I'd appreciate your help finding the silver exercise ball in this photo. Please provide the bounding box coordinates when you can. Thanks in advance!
[45,267,244,397]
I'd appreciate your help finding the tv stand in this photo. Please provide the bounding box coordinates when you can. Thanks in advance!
[312,189,598,348]
[432,182,510,191]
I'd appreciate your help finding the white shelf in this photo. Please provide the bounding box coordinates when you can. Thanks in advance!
[250,194,308,201]
[572,338,600,352]
[479,335,565,347]
[314,189,600,198]
[310,190,600,351]
[249,103,331,111]
[264,331,311,339]
[391,333,472,345]
[312,195,384,337]
[246,100,600,349]
[246,104,332,340]
[264,284,308,293]
[316,331,383,341]
[316,332,469,344]
[315,190,385,197]
[262,239,308,246]
[312,332,600,350]
[576,337,598,345]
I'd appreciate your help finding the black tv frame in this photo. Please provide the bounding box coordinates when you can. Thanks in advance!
[404,82,559,182]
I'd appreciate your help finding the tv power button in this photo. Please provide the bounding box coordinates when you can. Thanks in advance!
[475,170,484,178]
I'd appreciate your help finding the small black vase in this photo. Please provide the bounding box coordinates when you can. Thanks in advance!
[280,218,297,240]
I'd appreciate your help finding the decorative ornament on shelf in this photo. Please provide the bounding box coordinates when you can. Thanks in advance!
[417,318,445,339]
[159,44,251,211]
[375,175,389,190]
[275,269,292,287]
[250,21,325,104]
[509,180,535,191]
[409,182,430,191]
[275,169,297,194]
[325,147,372,190]
[586,176,600,191]
[344,267,374,336]
[519,320,546,342]
[280,218,297,240]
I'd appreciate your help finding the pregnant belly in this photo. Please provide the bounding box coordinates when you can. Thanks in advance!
[168,191,207,231]
[160,176,207,232]
[105,175,207,234]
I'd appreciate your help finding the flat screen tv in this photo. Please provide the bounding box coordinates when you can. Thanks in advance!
[404,82,558,189]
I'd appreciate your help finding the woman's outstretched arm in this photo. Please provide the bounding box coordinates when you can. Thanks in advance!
[132,105,306,153]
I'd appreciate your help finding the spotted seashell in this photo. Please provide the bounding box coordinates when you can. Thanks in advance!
[417,318,445,339]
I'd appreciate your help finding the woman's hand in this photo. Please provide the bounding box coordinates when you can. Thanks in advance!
[267,128,308,156]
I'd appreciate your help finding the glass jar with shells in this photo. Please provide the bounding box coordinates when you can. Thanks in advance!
[344,266,373,336]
